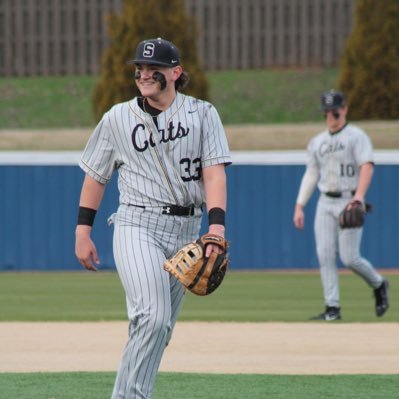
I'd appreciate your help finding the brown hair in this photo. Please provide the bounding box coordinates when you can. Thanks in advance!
[175,71,190,91]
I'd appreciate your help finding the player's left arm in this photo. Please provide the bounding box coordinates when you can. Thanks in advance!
[352,129,374,204]
[202,163,227,256]
[353,162,374,203]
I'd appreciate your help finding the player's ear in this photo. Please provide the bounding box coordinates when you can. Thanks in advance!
[172,66,183,81]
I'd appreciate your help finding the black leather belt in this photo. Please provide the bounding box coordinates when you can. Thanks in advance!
[129,204,195,216]
[325,190,356,198]
[162,205,195,216]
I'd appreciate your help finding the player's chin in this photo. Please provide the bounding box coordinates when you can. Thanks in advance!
[137,83,158,96]
[327,119,339,128]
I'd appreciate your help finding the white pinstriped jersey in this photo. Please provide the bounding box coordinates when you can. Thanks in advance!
[80,92,231,207]
[305,123,374,193]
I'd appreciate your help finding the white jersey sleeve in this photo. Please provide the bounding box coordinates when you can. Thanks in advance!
[79,115,117,184]
[350,125,374,166]
[200,103,231,168]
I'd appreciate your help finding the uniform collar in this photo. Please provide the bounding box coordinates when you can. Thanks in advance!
[329,121,348,135]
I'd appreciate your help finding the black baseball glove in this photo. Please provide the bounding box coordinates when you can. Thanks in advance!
[339,200,371,228]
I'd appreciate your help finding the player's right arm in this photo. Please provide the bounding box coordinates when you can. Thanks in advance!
[293,139,319,230]
[293,166,319,229]
[75,175,106,271]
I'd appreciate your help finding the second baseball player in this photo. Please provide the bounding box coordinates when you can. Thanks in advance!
[293,90,389,321]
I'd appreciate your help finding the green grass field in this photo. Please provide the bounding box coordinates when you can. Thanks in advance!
[209,68,339,124]
[0,69,339,128]
[0,372,398,399]
[0,271,397,398]
[0,271,397,322]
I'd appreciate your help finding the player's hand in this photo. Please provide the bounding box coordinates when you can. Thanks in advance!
[293,205,305,230]
[75,226,100,271]
[205,224,225,257]
[349,196,364,209]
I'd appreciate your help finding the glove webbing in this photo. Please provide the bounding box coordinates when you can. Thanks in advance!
[187,252,217,290]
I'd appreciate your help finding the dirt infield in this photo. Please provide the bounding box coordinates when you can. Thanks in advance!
[1,322,398,374]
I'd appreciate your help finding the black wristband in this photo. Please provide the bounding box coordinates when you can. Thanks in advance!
[77,206,97,226]
[208,207,225,226]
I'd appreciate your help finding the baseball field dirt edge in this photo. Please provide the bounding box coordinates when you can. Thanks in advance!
[1,321,398,374]
[0,120,399,151]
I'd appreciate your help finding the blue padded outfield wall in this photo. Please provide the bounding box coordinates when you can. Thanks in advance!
[0,151,398,271]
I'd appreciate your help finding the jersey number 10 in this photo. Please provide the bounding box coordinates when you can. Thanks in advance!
[340,163,355,177]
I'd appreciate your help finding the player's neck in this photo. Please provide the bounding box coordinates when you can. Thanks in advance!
[146,90,177,111]
[328,121,348,135]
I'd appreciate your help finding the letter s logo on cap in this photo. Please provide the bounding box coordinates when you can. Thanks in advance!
[143,43,155,58]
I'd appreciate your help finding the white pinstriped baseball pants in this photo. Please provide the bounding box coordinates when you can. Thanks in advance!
[314,195,383,308]
[111,204,202,399]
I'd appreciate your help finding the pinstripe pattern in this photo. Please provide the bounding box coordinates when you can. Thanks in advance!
[111,205,201,398]
[315,195,383,307]
[80,92,231,207]
[307,124,383,308]
[80,91,230,398]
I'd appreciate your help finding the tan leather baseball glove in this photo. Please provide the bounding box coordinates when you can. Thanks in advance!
[163,234,229,296]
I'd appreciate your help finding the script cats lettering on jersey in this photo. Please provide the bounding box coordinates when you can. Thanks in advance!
[318,141,345,157]
[132,122,190,152]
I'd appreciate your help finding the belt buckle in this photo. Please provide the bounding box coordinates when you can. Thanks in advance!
[162,205,195,216]
[162,206,172,215]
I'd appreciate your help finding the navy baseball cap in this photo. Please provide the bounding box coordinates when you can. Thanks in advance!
[320,90,346,110]
[127,38,180,67]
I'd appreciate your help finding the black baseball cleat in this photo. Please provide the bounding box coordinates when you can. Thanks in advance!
[374,280,389,317]
[310,306,341,321]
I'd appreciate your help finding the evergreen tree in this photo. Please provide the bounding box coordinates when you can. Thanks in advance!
[92,0,209,121]
[338,0,399,119]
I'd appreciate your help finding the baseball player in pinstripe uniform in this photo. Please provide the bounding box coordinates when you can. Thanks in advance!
[293,90,389,321]
[75,38,231,398]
